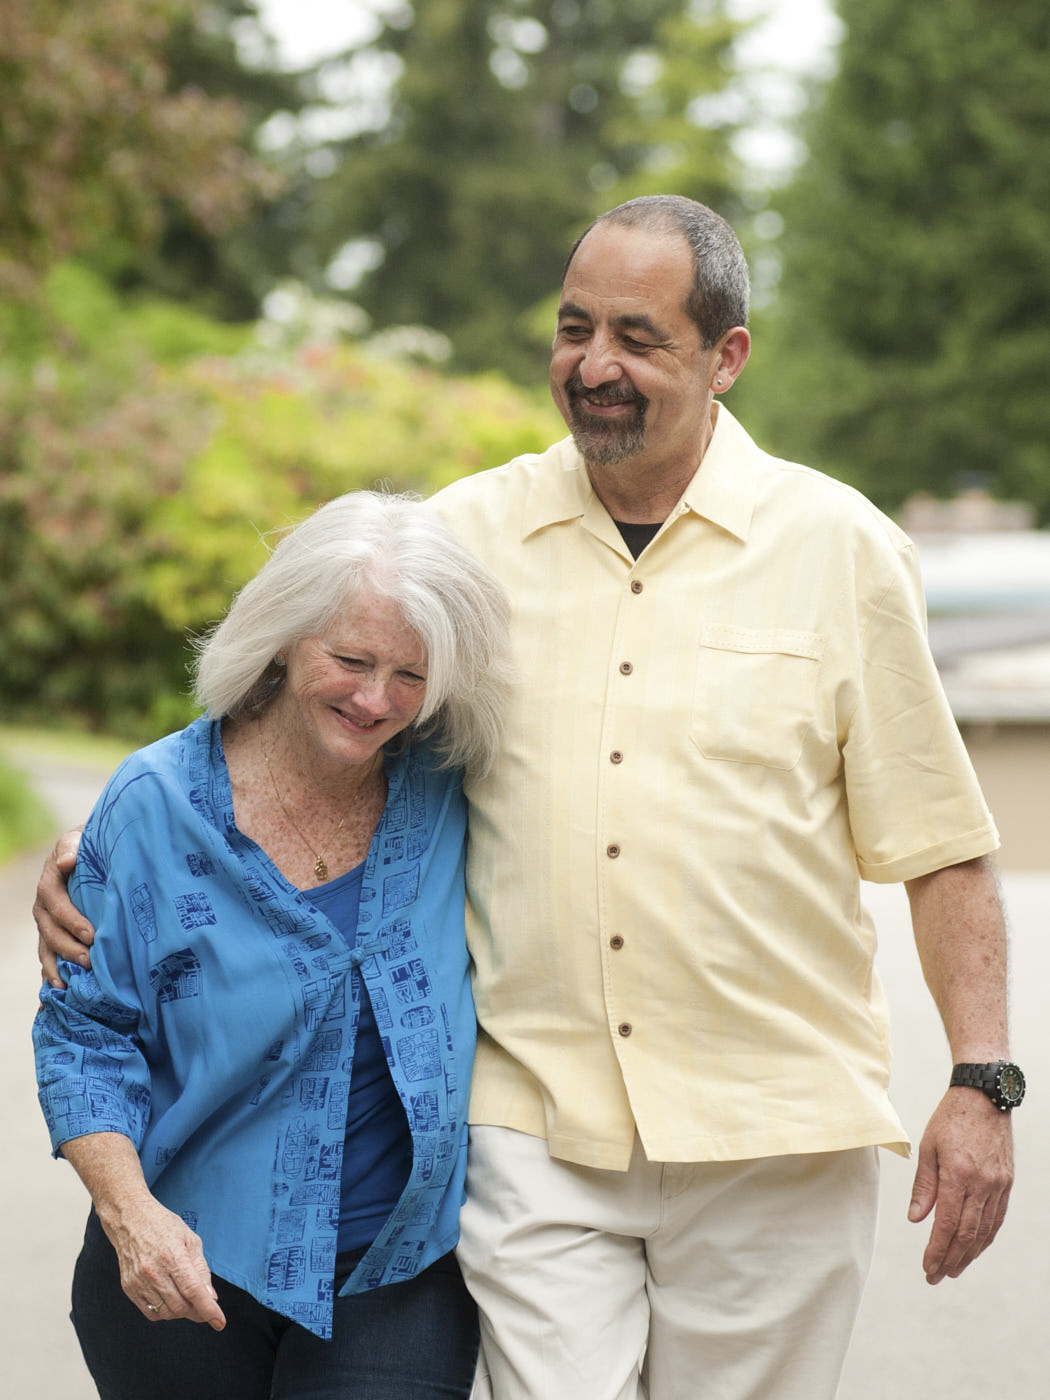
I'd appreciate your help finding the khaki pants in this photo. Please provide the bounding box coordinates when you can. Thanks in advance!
[458,1127,879,1400]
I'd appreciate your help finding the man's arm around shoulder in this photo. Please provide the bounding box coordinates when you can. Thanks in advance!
[35,827,92,987]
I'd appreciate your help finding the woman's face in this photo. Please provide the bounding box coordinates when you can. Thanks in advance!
[279,593,429,770]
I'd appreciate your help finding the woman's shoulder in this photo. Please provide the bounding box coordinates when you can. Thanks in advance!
[380,744,466,852]
[98,717,212,803]
[80,717,220,860]
[395,741,464,797]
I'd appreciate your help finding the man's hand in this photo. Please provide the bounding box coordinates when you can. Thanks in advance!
[908,1087,1014,1284]
[34,827,92,987]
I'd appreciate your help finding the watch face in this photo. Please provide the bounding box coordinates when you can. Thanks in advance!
[998,1064,1025,1105]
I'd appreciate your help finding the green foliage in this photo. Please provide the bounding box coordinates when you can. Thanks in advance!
[111,0,309,320]
[307,0,748,383]
[0,0,787,745]
[0,0,282,314]
[600,4,744,209]
[0,724,134,771]
[1,0,755,381]
[142,346,562,634]
[0,756,53,864]
[755,0,1050,517]
[0,269,217,738]
[0,265,562,741]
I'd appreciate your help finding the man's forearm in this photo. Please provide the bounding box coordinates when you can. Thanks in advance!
[904,853,1010,1059]
[903,854,1015,1283]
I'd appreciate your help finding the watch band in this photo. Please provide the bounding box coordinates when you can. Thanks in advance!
[950,1063,994,1091]
[950,1061,1025,1109]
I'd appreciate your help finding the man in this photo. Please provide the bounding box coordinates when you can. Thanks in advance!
[38,197,1019,1399]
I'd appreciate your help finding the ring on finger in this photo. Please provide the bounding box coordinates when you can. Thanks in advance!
[146,1302,162,1314]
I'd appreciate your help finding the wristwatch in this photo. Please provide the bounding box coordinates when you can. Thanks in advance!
[949,1061,1025,1111]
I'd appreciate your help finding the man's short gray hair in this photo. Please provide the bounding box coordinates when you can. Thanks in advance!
[564,195,750,348]
[193,491,511,778]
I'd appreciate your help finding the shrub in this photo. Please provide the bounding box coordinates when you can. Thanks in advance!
[0,265,562,740]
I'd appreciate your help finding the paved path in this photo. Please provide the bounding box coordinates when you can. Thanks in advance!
[837,878,1049,1400]
[1,755,114,1399]
[2,759,1047,1397]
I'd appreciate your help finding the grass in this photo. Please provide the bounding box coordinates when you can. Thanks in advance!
[0,723,135,770]
[0,723,135,864]
[0,756,55,863]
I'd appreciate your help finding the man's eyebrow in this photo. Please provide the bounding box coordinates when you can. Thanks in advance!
[614,312,665,340]
[556,303,667,341]
[556,300,592,323]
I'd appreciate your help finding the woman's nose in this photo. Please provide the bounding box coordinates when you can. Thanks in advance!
[350,673,390,714]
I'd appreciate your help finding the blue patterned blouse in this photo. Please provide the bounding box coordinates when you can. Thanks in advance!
[34,716,475,1339]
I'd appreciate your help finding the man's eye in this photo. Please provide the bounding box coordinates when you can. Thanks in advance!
[558,324,589,339]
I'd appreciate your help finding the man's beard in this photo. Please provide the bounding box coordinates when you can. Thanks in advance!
[565,377,649,466]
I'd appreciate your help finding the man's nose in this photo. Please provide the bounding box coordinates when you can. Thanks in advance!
[577,335,624,387]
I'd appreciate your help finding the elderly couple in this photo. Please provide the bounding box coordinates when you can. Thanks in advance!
[34,197,1019,1400]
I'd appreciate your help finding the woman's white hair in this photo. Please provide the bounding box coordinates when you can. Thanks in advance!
[193,491,511,777]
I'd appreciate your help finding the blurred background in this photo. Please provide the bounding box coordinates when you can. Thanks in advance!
[1,2,1049,1395]
[3,0,1049,758]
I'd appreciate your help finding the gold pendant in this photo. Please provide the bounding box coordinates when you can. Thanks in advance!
[314,856,329,881]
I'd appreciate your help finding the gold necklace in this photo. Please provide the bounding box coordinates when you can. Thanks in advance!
[264,745,347,882]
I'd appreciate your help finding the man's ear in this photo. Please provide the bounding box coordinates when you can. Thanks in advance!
[711,327,751,392]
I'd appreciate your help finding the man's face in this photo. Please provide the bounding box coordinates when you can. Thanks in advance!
[549,223,718,477]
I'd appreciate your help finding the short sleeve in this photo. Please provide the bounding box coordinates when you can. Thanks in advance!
[843,544,998,882]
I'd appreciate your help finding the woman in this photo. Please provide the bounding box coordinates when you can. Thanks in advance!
[33,491,510,1400]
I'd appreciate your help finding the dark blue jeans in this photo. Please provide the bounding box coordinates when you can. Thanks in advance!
[71,1211,479,1399]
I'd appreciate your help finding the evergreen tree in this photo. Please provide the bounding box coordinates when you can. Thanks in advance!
[123,0,309,319]
[762,0,1050,516]
[307,0,747,382]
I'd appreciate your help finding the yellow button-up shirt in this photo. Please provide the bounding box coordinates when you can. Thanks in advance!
[431,406,998,1171]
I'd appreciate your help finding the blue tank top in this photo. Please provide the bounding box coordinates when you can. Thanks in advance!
[308,863,413,1252]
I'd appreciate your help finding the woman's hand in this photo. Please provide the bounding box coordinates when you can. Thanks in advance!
[100,1195,227,1330]
[61,1132,226,1330]
[34,827,93,987]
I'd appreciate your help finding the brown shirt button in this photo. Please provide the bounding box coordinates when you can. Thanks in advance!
[630,580,644,594]
[610,750,623,764]
[619,661,633,675]
[610,935,624,950]
[618,1022,633,1037]
[606,844,621,858]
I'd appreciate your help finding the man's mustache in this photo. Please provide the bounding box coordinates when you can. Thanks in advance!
[566,377,647,409]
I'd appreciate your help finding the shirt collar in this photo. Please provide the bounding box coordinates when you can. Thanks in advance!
[678,403,762,543]
[521,436,594,539]
[520,404,764,544]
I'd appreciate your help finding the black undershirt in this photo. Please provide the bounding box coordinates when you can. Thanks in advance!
[615,520,662,559]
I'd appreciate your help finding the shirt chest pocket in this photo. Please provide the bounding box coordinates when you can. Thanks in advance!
[690,625,824,770]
